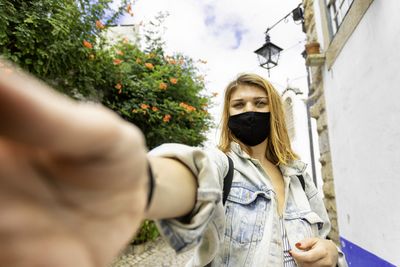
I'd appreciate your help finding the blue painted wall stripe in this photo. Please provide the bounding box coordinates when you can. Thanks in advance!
[340,236,396,267]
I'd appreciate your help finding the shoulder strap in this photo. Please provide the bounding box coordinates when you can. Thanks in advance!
[297,174,306,191]
[222,155,234,205]
[222,157,305,205]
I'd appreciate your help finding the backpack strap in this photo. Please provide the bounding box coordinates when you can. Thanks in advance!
[222,155,234,205]
[297,174,306,191]
[221,157,305,206]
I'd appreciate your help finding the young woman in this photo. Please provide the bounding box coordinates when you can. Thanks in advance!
[0,62,346,266]
[148,73,347,266]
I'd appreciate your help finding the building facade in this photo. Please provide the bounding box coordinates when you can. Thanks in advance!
[303,0,400,266]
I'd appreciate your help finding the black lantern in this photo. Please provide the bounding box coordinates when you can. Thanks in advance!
[254,3,304,75]
[254,34,283,76]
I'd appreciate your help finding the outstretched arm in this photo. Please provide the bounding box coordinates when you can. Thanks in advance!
[146,156,197,219]
[0,60,197,267]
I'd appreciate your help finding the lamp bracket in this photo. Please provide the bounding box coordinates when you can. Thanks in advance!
[265,3,303,34]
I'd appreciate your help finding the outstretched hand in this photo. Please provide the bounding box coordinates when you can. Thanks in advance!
[290,237,339,267]
[0,61,149,267]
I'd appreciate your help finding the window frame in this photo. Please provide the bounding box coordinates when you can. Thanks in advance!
[318,0,375,69]
[326,0,355,38]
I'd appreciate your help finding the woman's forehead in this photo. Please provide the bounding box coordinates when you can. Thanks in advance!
[230,85,267,99]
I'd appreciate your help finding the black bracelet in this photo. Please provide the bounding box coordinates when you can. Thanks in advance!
[146,161,155,210]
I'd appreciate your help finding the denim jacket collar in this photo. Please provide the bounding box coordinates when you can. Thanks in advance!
[230,142,307,177]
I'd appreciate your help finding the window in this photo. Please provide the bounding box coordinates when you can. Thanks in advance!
[322,0,374,68]
[326,0,354,36]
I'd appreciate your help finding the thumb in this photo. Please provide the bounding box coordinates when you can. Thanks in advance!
[295,237,318,251]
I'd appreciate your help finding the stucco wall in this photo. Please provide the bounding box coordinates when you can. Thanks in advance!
[321,0,400,264]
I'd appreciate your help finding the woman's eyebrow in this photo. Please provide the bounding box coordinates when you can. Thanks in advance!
[231,96,267,102]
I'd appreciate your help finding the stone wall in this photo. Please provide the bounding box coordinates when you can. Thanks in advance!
[302,0,340,244]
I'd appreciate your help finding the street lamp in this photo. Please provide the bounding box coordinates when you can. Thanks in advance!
[254,33,283,76]
[254,4,304,75]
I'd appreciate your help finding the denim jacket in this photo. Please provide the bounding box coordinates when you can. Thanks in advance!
[149,143,347,267]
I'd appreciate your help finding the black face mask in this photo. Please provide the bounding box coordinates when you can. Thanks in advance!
[228,112,271,147]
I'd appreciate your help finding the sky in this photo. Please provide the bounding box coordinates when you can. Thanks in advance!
[115,0,308,146]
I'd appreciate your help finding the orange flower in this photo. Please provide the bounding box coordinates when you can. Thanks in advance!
[145,63,154,70]
[135,58,142,64]
[164,56,175,64]
[115,83,122,90]
[113,58,123,65]
[116,50,124,56]
[126,3,134,16]
[83,40,93,49]
[140,103,150,110]
[179,102,196,112]
[163,114,171,123]
[115,83,122,94]
[169,78,178,84]
[178,59,184,65]
[159,82,168,90]
[152,106,159,112]
[96,20,105,30]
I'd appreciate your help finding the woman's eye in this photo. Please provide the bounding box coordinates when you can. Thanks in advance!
[256,101,267,107]
[233,103,244,108]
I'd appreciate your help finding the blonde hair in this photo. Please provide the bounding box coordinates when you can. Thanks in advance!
[218,73,298,165]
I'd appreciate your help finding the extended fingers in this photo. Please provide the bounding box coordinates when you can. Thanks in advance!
[0,59,140,156]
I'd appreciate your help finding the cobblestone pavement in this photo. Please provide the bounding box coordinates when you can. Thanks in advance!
[111,237,194,267]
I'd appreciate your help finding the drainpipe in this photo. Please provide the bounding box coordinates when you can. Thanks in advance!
[305,65,318,186]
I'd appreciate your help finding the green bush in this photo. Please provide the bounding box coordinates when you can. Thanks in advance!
[133,220,159,245]
[102,39,212,148]
[0,0,127,99]
[1,0,212,244]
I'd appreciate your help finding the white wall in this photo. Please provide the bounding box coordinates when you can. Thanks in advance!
[318,0,400,264]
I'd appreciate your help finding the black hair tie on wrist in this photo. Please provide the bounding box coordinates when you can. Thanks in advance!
[146,161,155,210]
